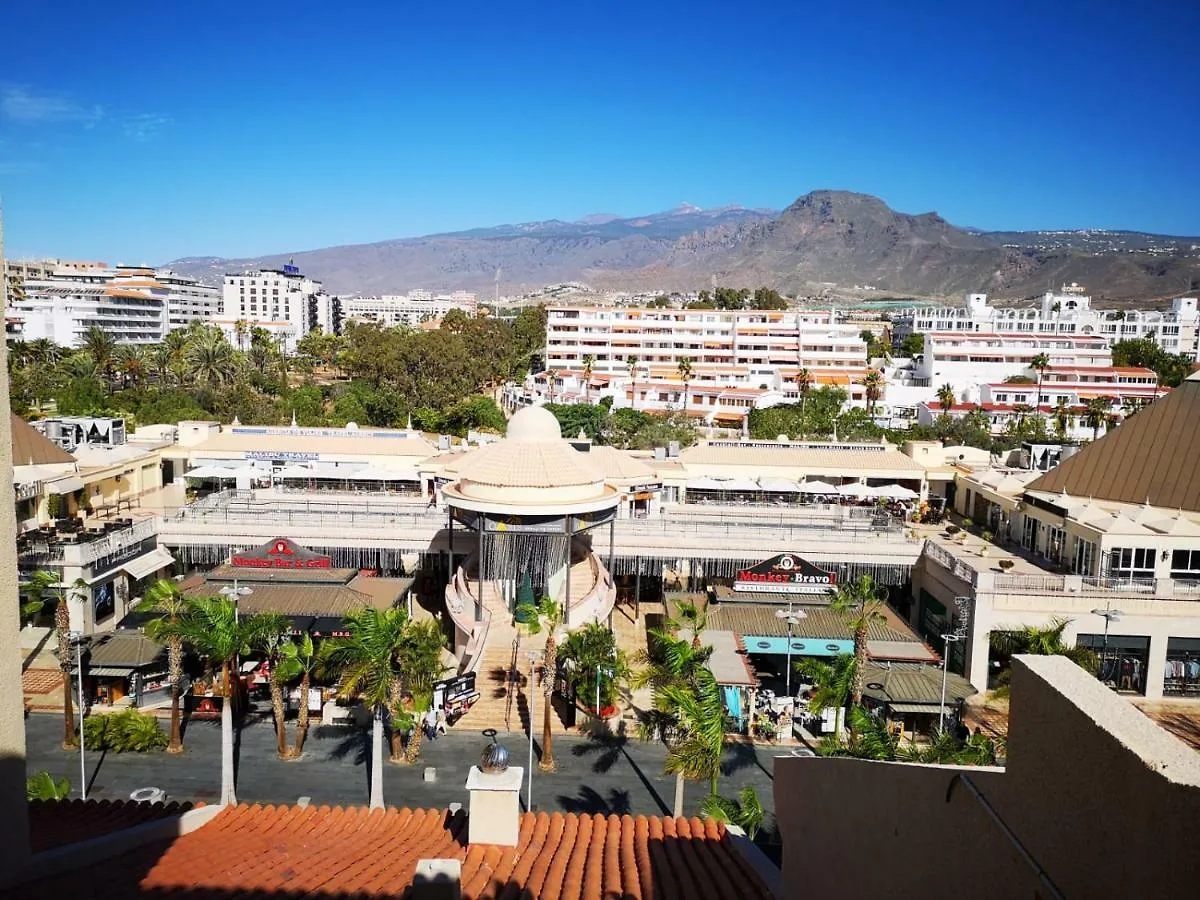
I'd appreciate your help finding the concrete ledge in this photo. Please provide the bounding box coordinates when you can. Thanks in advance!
[723,825,784,900]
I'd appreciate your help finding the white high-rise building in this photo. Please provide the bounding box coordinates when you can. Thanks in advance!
[342,290,478,327]
[220,265,332,351]
[11,265,169,346]
[897,287,1200,360]
[155,269,221,328]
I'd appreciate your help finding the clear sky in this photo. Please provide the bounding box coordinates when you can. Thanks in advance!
[1,0,1197,262]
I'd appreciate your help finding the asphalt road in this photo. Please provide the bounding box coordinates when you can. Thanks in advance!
[24,712,783,838]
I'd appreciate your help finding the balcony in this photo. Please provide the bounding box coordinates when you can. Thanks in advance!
[18,519,157,574]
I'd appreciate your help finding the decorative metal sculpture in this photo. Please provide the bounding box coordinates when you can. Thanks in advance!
[480,741,510,773]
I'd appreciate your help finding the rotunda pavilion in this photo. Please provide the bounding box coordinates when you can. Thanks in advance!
[440,406,619,667]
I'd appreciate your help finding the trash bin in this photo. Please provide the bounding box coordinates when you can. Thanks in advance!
[129,787,166,804]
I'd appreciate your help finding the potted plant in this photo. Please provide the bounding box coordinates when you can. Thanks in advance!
[980,531,993,556]
[962,517,975,533]
[945,524,960,536]
[998,559,1015,572]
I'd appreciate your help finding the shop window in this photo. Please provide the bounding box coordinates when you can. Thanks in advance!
[1077,633,1149,696]
[1165,637,1200,697]
[1072,538,1096,575]
[1170,549,1200,581]
[1021,517,1039,552]
[1109,547,1155,579]
[1046,526,1066,562]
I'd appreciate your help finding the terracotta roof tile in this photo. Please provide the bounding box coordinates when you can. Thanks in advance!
[9,803,774,900]
[27,798,193,853]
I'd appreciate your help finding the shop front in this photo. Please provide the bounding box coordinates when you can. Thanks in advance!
[69,630,167,709]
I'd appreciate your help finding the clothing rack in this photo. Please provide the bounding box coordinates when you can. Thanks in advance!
[1164,651,1200,697]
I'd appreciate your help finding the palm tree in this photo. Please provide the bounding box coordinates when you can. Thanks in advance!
[671,597,708,650]
[515,595,565,772]
[78,326,115,385]
[989,617,1099,696]
[317,606,415,809]
[655,666,726,805]
[937,383,956,414]
[1083,396,1111,441]
[677,357,694,413]
[234,319,249,352]
[28,338,60,368]
[581,354,595,404]
[1052,399,1071,440]
[828,574,888,708]
[797,654,855,738]
[625,354,639,410]
[164,330,190,386]
[258,616,299,759]
[797,367,813,436]
[274,633,318,758]
[700,785,765,839]
[150,344,173,384]
[141,579,191,754]
[399,619,448,765]
[186,332,237,387]
[1030,352,1051,417]
[633,630,717,816]
[164,597,282,805]
[861,368,884,415]
[114,344,147,390]
[559,622,626,715]
[23,571,78,748]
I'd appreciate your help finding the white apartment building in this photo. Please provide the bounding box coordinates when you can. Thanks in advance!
[155,269,221,328]
[220,266,332,351]
[12,265,169,346]
[915,331,1112,393]
[898,287,1200,360]
[541,306,869,414]
[343,290,478,327]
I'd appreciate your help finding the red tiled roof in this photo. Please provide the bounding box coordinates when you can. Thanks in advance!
[13,804,773,900]
[28,799,194,853]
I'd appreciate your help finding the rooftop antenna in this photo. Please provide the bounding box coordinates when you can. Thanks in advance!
[494,267,501,306]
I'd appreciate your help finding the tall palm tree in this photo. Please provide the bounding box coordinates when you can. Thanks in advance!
[234,319,249,352]
[399,619,448,764]
[1030,352,1051,417]
[633,630,716,816]
[164,330,190,386]
[23,571,78,748]
[186,332,237,387]
[257,616,298,759]
[625,354,639,410]
[828,574,888,708]
[78,326,115,385]
[1083,396,1111,441]
[797,367,814,436]
[163,597,281,805]
[671,598,708,650]
[150,344,173,384]
[317,606,415,809]
[677,357,694,413]
[936,383,956,414]
[581,354,595,404]
[861,369,884,415]
[114,344,147,390]
[797,654,855,738]
[274,633,318,758]
[515,595,565,772]
[655,667,726,805]
[141,579,191,754]
[1051,399,1071,440]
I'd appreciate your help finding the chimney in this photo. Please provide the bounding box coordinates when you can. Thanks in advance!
[465,744,523,847]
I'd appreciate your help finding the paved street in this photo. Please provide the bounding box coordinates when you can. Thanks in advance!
[24,712,783,842]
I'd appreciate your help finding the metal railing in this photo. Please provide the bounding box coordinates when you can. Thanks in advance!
[622,516,910,544]
[992,573,1068,594]
[1081,575,1156,594]
[922,539,980,586]
[18,519,157,569]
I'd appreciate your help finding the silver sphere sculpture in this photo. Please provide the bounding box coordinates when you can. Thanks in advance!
[480,742,510,773]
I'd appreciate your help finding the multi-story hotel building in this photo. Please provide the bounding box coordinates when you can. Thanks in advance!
[897,286,1200,360]
[220,265,333,351]
[537,306,869,418]
[155,269,221,328]
[342,290,478,327]
[913,331,1112,393]
[12,265,170,346]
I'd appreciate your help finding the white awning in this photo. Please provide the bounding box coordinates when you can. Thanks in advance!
[685,477,759,492]
[276,464,315,478]
[121,547,176,581]
[184,465,237,480]
[798,480,839,494]
[47,476,85,494]
[342,466,421,482]
[758,477,801,492]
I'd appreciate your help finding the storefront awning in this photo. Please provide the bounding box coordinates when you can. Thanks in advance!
[122,547,176,581]
[70,665,132,678]
[47,476,85,494]
[886,702,941,715]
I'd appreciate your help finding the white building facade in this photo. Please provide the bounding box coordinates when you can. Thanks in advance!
[220,266,332,351]
[343,290,478,327]
[156,269,221,328]
[12,266,169,346]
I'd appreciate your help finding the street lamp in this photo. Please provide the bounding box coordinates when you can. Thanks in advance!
[67,631,87,800]
[1091,605,1123,684]
[526,649,543,812]
[220,581,252,622]
[775,607,807,700]
[939,633,964,732]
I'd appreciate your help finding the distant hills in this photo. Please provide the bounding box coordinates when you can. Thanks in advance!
[167,191,1200,302]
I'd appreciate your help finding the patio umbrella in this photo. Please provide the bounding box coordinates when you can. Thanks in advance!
[874,484,919,500]
[758,477,801,492]
[836,482,876,498]
[798,480,839,494]
[183,465,238,480]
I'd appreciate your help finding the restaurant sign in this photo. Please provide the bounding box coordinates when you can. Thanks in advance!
[734,553,836,595]
[231,538,332,570]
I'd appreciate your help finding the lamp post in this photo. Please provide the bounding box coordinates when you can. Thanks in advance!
[939,633,964,732]
[1091,605,1123,685]
[68,631,87,800]
[776,607,807,700]
[526,649,542,812]
[220,582,252,696]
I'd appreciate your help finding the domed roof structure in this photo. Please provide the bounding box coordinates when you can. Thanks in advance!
[445,406,617,513]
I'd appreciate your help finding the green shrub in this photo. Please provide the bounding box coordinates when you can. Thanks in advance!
[26,771,70,801]
[82,709,169,752]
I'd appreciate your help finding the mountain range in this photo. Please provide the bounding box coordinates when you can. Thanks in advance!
[167,191,1200,302]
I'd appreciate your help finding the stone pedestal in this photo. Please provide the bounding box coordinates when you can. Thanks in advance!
[465,765,523,846]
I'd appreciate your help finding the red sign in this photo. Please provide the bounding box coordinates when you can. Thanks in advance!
[231,538,332,570]
[734,553,836,594]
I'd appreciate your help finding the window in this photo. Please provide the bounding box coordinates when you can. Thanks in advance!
[1046,526,1066,562]
[1109,547,1155,579]
[1073,538,1096,575]
[1171,549,1200,581]
[1021,516,1039,551]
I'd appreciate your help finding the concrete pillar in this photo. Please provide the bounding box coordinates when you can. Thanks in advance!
[0,215,33,878]
[966,618,992,692]
[1145,634,1167,700]
[466,765,523,846]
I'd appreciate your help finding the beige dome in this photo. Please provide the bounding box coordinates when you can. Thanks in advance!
[505,405,563,443]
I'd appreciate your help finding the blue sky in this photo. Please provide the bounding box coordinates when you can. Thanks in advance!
[1,0,1197,262]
